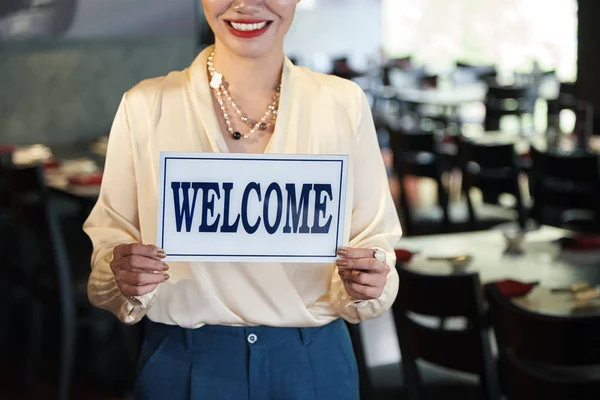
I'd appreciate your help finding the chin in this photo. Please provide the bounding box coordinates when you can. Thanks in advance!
[222,40,279,59]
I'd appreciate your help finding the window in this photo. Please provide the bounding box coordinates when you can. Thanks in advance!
[383,0,578,81]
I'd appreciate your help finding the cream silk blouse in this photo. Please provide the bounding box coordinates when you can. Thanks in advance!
[84,46,402,328]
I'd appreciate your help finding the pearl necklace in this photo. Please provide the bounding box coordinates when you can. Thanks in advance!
[207,52,281,140]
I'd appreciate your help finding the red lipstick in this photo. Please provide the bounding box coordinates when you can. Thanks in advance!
[225,19,272,39]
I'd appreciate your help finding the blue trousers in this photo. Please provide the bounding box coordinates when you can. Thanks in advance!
[133,318,359,400]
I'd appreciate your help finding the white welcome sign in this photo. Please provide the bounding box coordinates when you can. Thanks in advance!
[156,153,348,263]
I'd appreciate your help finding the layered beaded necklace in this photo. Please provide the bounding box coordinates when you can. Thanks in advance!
[207,52,281,140]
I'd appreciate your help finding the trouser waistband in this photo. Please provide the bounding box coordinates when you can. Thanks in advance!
[144,318,344,351]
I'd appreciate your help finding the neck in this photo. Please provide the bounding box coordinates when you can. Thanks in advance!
[211,41,285,96]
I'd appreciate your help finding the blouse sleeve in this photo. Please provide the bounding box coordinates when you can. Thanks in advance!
[83,93,152,325]
[330,87,403,323]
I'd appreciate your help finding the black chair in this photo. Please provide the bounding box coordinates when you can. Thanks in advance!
[0,165,77,399]
[529,147,600,233]
[547,82,578,124]
[345,322,375,399]
[330,56,363,80]
[0,164,115,399]
[389,57,413,69]
[371,88,402,128]
[478,70,499,84]
[485,284,600,400]
[458,138,527,229]
[400,98,456,135]
[392,266,500,400]
[0,152,17,360]
[548,90,594,151]
[484,85,530,132]
[346,322,401,400]
[388,129,451,235]
[454,64,497,86]
[345,321,406,400]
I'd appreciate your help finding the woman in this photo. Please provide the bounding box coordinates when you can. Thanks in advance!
[84,0,402,398]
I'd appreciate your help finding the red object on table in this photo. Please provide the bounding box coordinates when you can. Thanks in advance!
[567,235,600,250]
[68,172,103,186]
[0,144,16,153]
[488,279,536,298]
[520,150,531,160]
[440,134,456,145]
[43,158,61,169]
[395,249,415,263]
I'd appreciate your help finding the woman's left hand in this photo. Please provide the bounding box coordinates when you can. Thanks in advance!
[336,246,390,301]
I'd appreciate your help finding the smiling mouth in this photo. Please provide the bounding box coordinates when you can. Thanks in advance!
[225,20,273,32]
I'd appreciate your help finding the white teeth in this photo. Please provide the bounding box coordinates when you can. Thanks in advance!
[230,21,268,31]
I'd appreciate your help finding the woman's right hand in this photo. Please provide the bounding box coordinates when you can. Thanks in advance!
[110,243,169,297]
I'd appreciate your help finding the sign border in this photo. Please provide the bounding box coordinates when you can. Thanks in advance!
[156,153,348,261]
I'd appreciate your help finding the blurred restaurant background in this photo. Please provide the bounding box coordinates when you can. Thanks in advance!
[2,0,600,399]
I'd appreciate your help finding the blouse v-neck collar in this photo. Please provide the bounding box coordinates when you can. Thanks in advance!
[188,45,296,155]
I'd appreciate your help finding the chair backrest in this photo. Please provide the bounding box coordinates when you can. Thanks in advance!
[478,69,498,81]
[458,138,518,170]
[389,129,437,154]
[547,83,578,124]
[536,148,600,184]
[455,64,496,85]
[560,82,577,97]
[457,138,524,211]
[530,146,600,213]
[344,322,374,399]
[0,165,71,288]
[499,352,600,400]
[392,266,493,374]
[388,129,440,179]
[389,56,412,69]
[456,62,495,72]
[486,85,529,103]
[456,61,475,68]
[485,284,600,399]
[485,284,600,365]
[484,85,530,130]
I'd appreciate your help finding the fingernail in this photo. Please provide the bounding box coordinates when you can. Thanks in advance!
[157,249,167,258]
[162,263,169,271]
[337,247,348,256]
[164,273,170,280]
[336,258,348,266]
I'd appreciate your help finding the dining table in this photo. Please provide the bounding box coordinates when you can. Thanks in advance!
[391,72,560,108]
[395,82,487,108]
[361,225,600,368]
[9,142,104,206]
[46,172,102,202]
[399,225,600,316]
[462,129,600,154]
